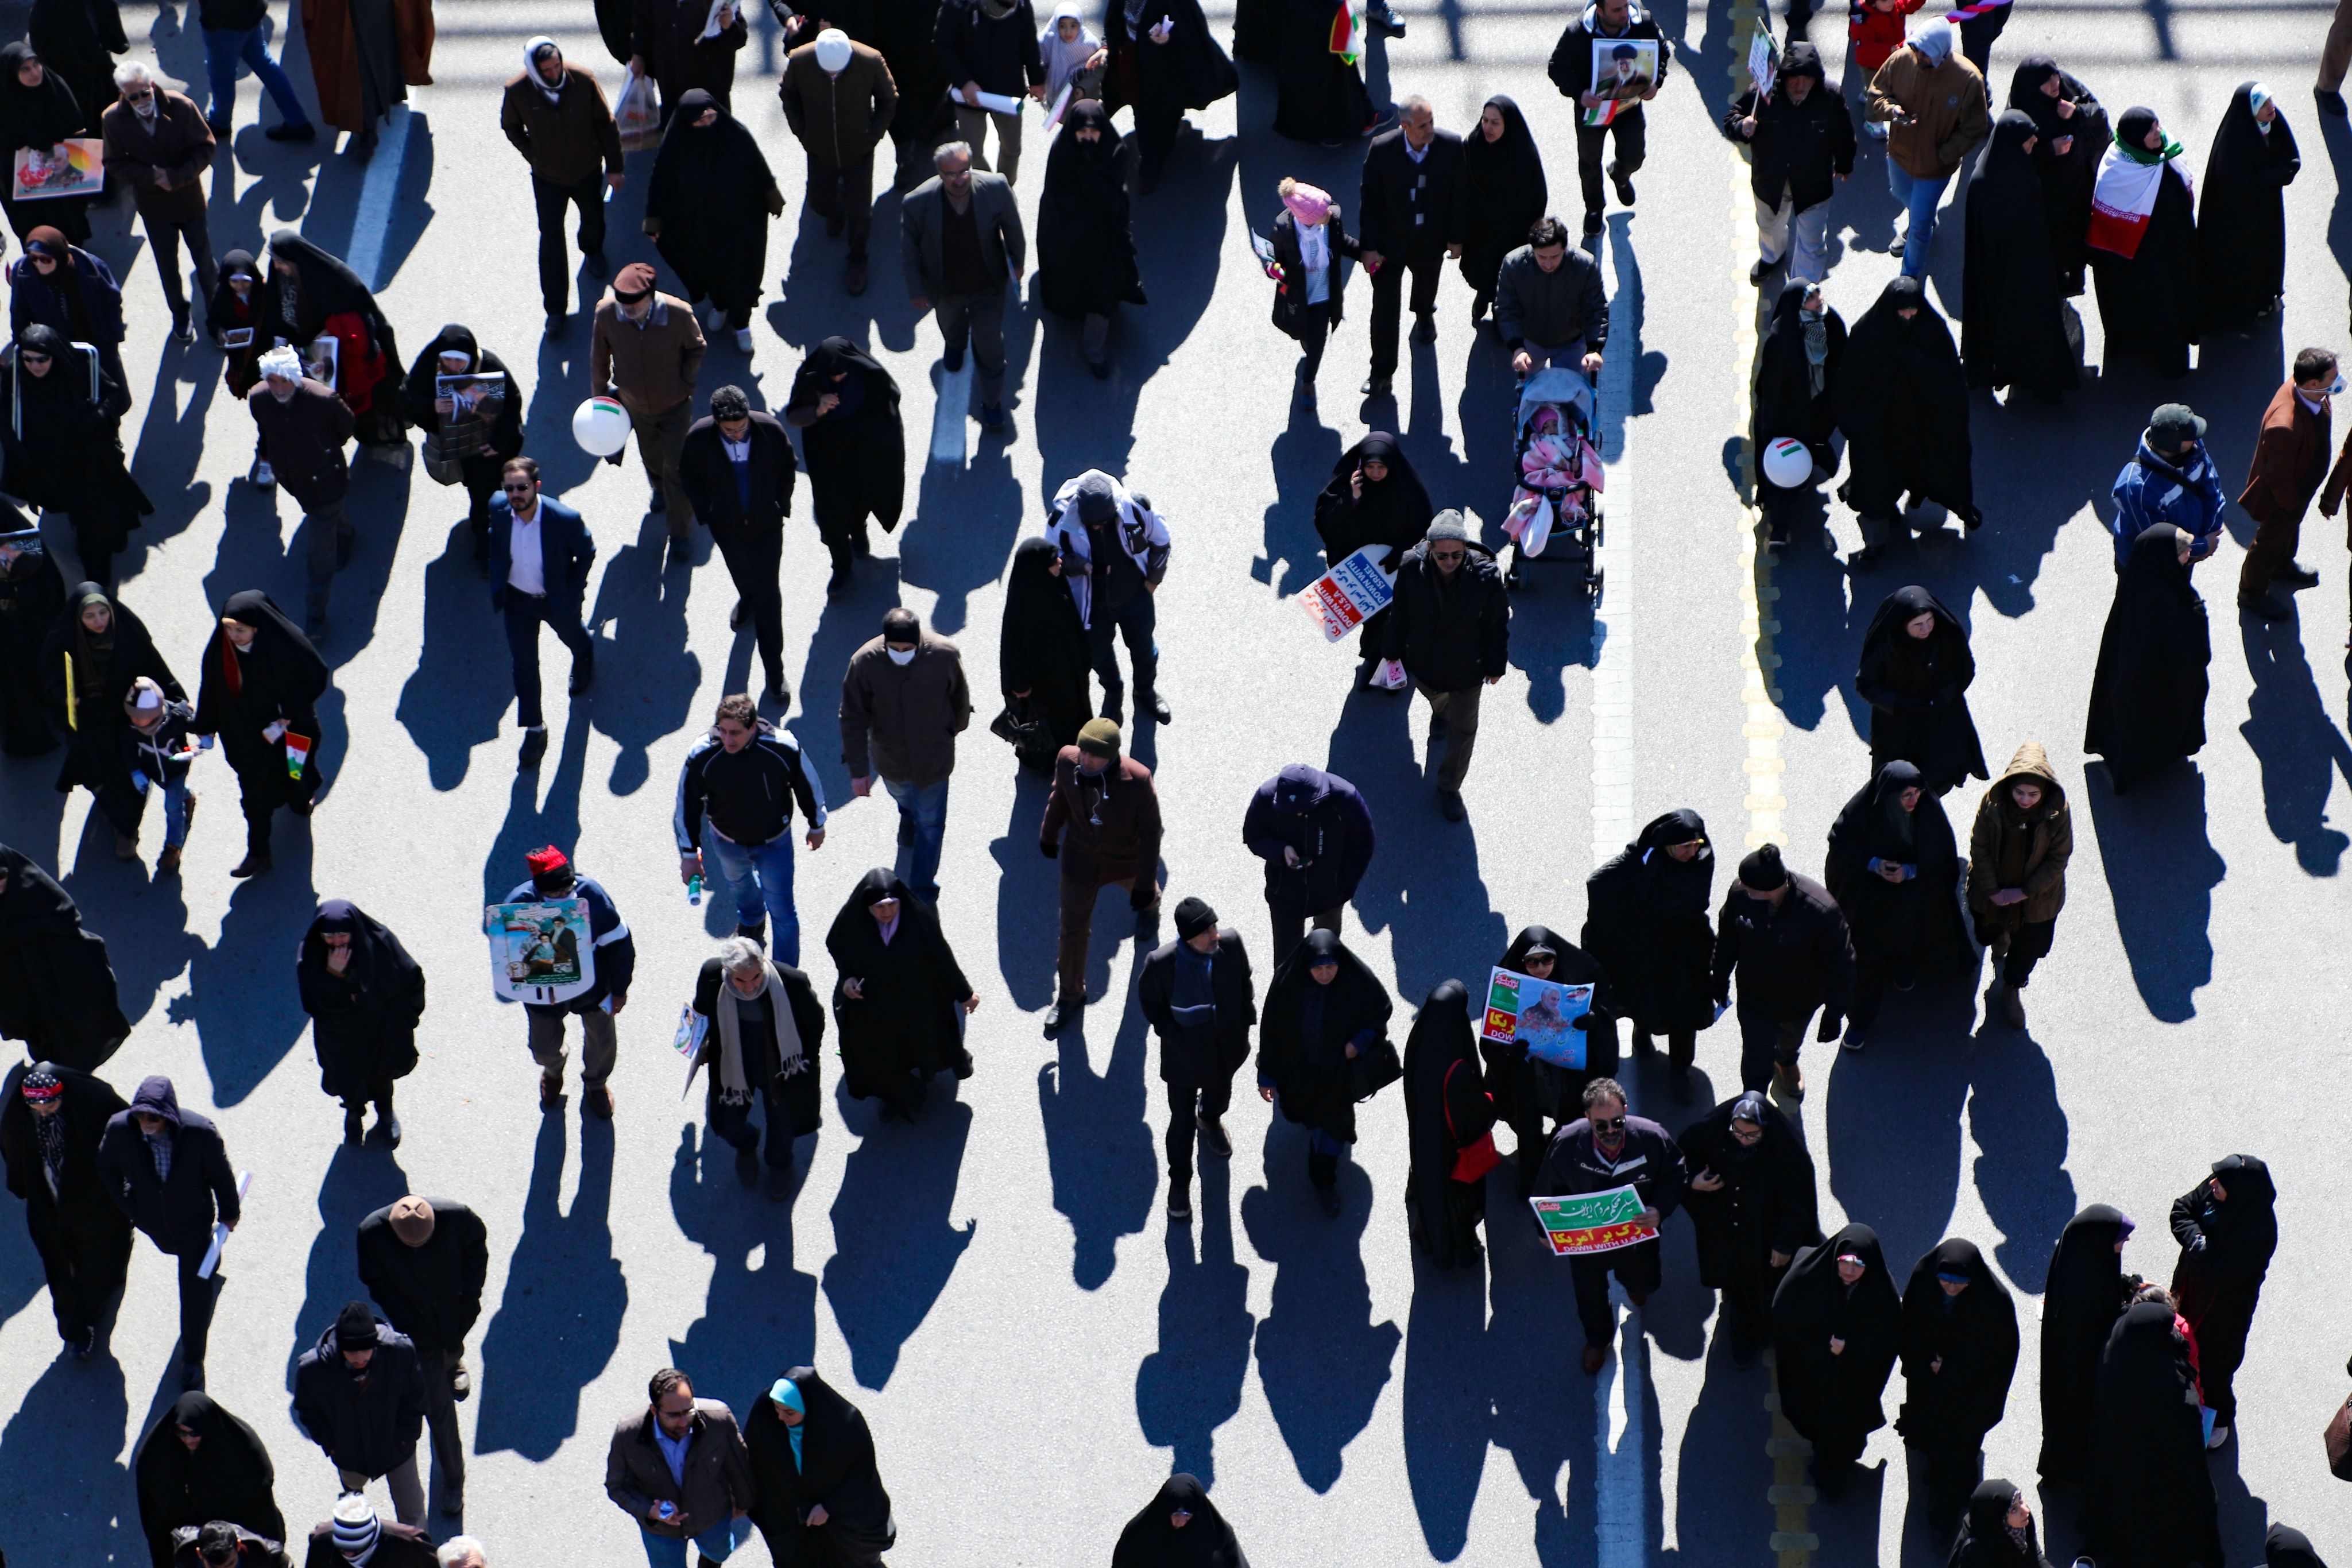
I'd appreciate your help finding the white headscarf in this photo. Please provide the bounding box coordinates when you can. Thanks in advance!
[257,345,304,382]
[525,36,565,104]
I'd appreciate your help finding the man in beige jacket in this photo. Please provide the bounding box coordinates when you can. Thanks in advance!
[780,28,897,295]
[1864,18,1987,278]
[590,261,706,559]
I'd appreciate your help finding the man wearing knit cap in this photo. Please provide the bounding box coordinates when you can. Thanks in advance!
[0,1059,133,1357]
[1040,718,1163,1036]
[591,262,707,556]
[1381,510,1510,822]
[358,1197,490,1516]
[1137,897,1256,1221]
[96,1074,241,1388]
[499,845,637,1116]
[779,25,898,295]
[1241,762,1376,965]
[1707,842,1854,1097]
[293,1302,429,1527]
[304,1493,436,1566]
[840,606,970,904]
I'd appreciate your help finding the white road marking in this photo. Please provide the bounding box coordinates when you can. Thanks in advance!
[1595,1281,1646,1568]
[1591,231,1638,866]
[346,104,412,291]
[930,362,972,465]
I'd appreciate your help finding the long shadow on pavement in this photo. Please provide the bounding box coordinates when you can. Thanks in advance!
[0,1346,133,1564]
[990,766,1059,1009]
[395,521,516,792]
[1402,1242,1489,1559]
[1135,1157,1256,1487]
[283,1142,413,1414]
[1968,1023,2075,1292]
[822,1082,976,1389]
[2082,761,2223,1023]
[1823,952,1980,1276]
[172,828,318,1105]
[1037,946,1158,1288]
[666,1122,821,1408]
[2237,615,2352,874]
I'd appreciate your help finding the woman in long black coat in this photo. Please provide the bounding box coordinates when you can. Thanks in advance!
[646,88,781,343]
[1753,278,1845,543]
[1000,535,1093,757]
[1835,276,1978,559]
[194,589,328,877]
[1460,95,1546,324]
[1824,759,1971,1046]
[2088,107,2199,379]
[296,900,425,1148]
[1113,1473,1250,1568]
[1313,430,1430,673]
[1897,1238,2020,1524]
[1681,1090,1822,1364]
[1,324,148,586]
[2268,1527,2330,1568]
[2082,1301,2222,1568]
[1855,585,1989,796]
[2168,1151,2277,1441]
[1949,1480,2051,1568]
[1402,979,1495,1268]
[2085,524,2208,793]
[1035,100,1144,377]
[786,336,905,590]
[0,41,93,243]
[261,230,405,446]
[134,1391,286,1568]
[1483,924,1618,1194]
[1256,927,1391,1214]
[1270,0,1371,144]
[1963,111,2077,400]
[2036,1202,2132,1481]
[1773,1221,1902,1499]
[39,580,177,852]
[0,841,127,1069]
[826,868,977,1120]
[400,324,525,564]
[1099,0,1237,189]
[2198,83,2300,330]
[744,1367,896,1568]
[1584,809,1716,1099]
[27,0,125,142]
[0,528,64,755]
[2008,56,2107,296]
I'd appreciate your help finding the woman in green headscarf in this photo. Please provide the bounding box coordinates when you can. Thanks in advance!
[2087,106,2199,377]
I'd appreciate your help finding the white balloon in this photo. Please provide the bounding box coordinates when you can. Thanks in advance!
[572,396,631,458]
[1761,436,1813,490]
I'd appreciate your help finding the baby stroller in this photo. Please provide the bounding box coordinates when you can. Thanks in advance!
[1504,366,1606,598]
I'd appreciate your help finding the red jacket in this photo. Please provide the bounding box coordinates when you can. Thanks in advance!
[1848,0,1926,72]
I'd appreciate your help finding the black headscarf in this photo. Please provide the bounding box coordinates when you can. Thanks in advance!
[295,900,427,1099]
[401,323,523,462]
[0,840,127,1069]
[2035,1203,2130,1480]
[1112,1474,1250,1568]
[2090,108,2199,372]
[646,90,776,309]
[2082,1301,2222,1568]
[1459,94,1547,295]
[195,589,329,793]
[1825,759,1968,971]
[2170,1152,2278,1300]
[1771,1222,1904,1458]
[1035,99,1144,320]
[2084,524,2208,792]
[2268,1526,2330,1568]
[2006,55,2107,293]
[1256,928,1391,1142]
[264,229,395,361]
[1833,276,1974,518]
[1898,1237,2020,1447]
[824,868,974,1096]
[2198,82,2301,328]
[999,535,1092,738]
[0,40,85,153]
[1678,1092,1823,1292]
[1313,431,1434,568]
[1753,277,1844,472]
[743,1368,897,1564]
[1402,979,1493,1265]
[1583,810,1716,1033]
[1855,584,1988,793]
[1963,110,2078,396]
[134,1391,287,1563]
[786,336,906,534]
[1949,1480,2047,1568]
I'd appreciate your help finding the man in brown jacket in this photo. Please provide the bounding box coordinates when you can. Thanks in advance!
[1964,742,2070,1029]
[2238,347,2337,621]
[1042,718,1163,1036]
[591,262,706,557]
[1864,20,1987,278]
[841,607,970,904]
[780,28,898,295]
[502,39,625,332]
[100,64,216,340]
[603,1368,755,1565]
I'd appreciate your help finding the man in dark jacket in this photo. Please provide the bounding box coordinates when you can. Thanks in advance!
[174,1518,293,1568]
[488,458,598,769]
[630,0,749,119]
[0,1060,133,1356]
[1357,95,1465,396]
[1547,0,1673,236]
[1722,40,1853,285]
[247,350,356,641]
[680,386,799,701]
[779,27,898,292]
[1137,897,1255,1221]
[604,1368,756,1563]
[2237,346,2335,621]
[302,1495,435,1568]
[1538,1075,1687,1370]
[1380,512,1510,820]
[293,1302,428,1526]
[97,1074,241,1388]
[1708,843,1854,1097]
[840,606,970,904]
[500,845,635,1115]
[357,1197,489,1519]
[1241,764,1377,963]
[1045,469,1174,725]
[934,0,1045,183]
[676,692,829,961]
[501,39,625,330]
[1042,718,1163,1035]
[902,142,1026,432]
[1495,218,1610,379]
[100,64,218,339]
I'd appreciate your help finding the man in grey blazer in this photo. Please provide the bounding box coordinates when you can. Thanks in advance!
[900,140,1026,433]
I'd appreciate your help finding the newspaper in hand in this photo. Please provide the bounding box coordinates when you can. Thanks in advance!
[198,1171,255,1279]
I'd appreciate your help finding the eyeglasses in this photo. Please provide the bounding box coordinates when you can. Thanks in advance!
[1730,1124,1763,1144]
[501,483,535,495]
[123,87,153,100]
[1592,1114,1626,1131]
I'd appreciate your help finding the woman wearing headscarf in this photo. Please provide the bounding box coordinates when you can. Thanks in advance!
[1313,431,1430,676]
[1255,927,1391,1216]
[10,224,126,392]
[645,89,780,354]
[2168,1152,2277,1446]
[785,336,905,594]
[1835,276,1978,564]
[2087,107,2199,378]
[1098,0,1236,192]
[0,324,146,586]
[0,842,129,1068]
[2198,83,2299,330]
[691,935,826,1198]
[27,0,126,142]
[295,900,425,1149]
[1264,176,1362,412]
[1897,1238,2020,1524]
[1459,96,1546,325]
[135,1391,285,1568]
[1401,979,1495,1267]
[1854,584,1988,795]
[1112,1474,1250,1568]
[1752,277,1844,545]
[2035,1202,2132,1481]
[745,1367,896,1567]
[2084,524,2208,793]
[1000,535,1093,758]
[260,229,404,446]
[826,868,978,1120]
[1483,924,1618,1194]
[193,589,329,879]
[1823,759,1969,1049]
[1965,744,2069,1029]
[38,581,176,855]
[1773,1221,1902,1499]
[400,324,524,565]
[2268,1527,2330,1568]
[0,42,95,243]
[2007,56,2107,296]
[1963,111,2077,401]
[2082,1301,2222,1568]
[0,526,64,755]
[1681,1090,1822,1364]
[210,249,266,402]
[1948,1481,2050,1568]
[1270,0,1371,144]
[1583,810,1715,1099]
[1035,100,1144,378]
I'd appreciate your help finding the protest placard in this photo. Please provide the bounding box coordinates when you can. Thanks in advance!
[484,897,596,1004]
[1480,966,1594,1068]
[1528,1184,1657,1257]
[1297,543,1396,641]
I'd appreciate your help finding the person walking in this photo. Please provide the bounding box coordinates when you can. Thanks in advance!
[1034,99,1143,378]
[0,42,99,243]
[1040,717,1162,1035]
[742,1368,896,1568]
[2110,402,2226,569]
[0,842,131,1067]
[401,326,525,569]
[292,1302,428,1527]
[1539,1077,1686,1368]
[605,1369,756,1568]
[40,583,180,861]
[29,0,126,142]
[1,326,149,585]
[645,90,782,355]
[2168,1153,2277,1448]
[1584,810,1716,1100]
[676,693,827,958]
[2085,524,2209,793]
[193,590,328,877]
[1896,1238,2020,1525]
[688,936,826,1197]
[1965,744,2069,1029]
[1853,584,1989,795]
[99,64,216,341]
[2086,107,2198,380]
[783,338,904,594]
[679,387,798,702]
[0,1059,131,1358]
[502,38,624,337]
[487,457,597,771]
[10,223,128,392]
[1263,177,1363,412]
[1722,40,1852,285]
[840,606,969,905]
[1241,763,1375,964]
[825,868,979,1118]
[1834,277,1979,562]
[2198,83,2299,331]
[297,901,425,1147]
[1709,842,1852,1097]
[135,1392,288,1568]
[2081,1302,2223,1568]
[779,27,896,295]
[1948,1484,2051,1568]
[933,0,1044,181]
[1380,511,1509,821]
[1043,468,1171,725]
[1494,217,1609,381]
[1823,760,1970,1051]
[1865,20,1989,276]
[1459,96,1548,326]
[591,262,707,555]
[299,0,434,156]
[303,1493,435,1567]
[1546,0,1672,239]
[1137,897,1255,1222]
[1773,1223,1902,1500]
[96,1074,240,1388]
[2237,347,2335,622]
[1356,95,1464,397]
[631,0,747,121]
[246,349,356,641]
[1113,1477,1251,1568]
[1681,1090,1822,1364]
[901,141,1024,436]
[1270,0,1377,144]
[0,528,65,758]
[1313,432,1432,677]
[1402,979,1498,1269]
[193,0,314,138]
[1096,0,1235,191]
[1483,924,1619,1193]
[356,1196,488,1517]
[1963,110,2078,401]
[2007,54,2108,296]
[498,845,635,1116]
[1255,929,1392,1217]
[997,535,1093,758]
[2036,1204,2132,1481]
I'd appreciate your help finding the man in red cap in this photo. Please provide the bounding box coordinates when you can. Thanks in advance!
[500,846,636,1116]
[590,262,706,564]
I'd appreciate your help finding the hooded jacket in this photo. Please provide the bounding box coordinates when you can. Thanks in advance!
[2111,434,2226,566]
[291,1313,426,1478]
[1866,34,1990,180]
[1045,470,1171,626]
[1241,764,1376,912]
[1722,42,1854,214]
[1966,743,2070,928]
[96,1075,239,1254]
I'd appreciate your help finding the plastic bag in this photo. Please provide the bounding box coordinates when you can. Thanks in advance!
[1370,657,1409,691]
[615,72,661,153]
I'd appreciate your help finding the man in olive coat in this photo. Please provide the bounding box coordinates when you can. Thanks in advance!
[779,28,898,293]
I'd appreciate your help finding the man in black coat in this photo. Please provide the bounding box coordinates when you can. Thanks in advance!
[0,1059,133,1356]
[1240,763,1377,963]
[680,385,799,702]
[357,1197,489,1517]
[1547,0,1673,237]
[1356,95,1465,396]
[292,1301,428,1526]
[1136,897,1255,1223]
[96,1074,241,1388]
[247,353,357,642]
[1708,843,1854,1098]
[932,0,1045,183]
[1721,39,1854,285]
[1538,1075,1686,1370]
[1379,511,1510,820]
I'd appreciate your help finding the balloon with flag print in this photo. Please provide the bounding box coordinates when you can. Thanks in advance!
[1762,436,1815,490]
[572,395,632,458]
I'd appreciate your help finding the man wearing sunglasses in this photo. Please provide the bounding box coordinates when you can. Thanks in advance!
[487,456,598,769]
[100,63,218,343]
[1379,510,1510,822]
[1537,1075,1686,1373]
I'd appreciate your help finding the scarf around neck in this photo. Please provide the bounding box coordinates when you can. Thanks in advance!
[713,963,806,1105]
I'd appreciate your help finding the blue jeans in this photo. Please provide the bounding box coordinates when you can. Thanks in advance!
[639,1516,749,1568]
[703,826,799,965]
[880,776,949,904]
[1887,161,1949,279]
[202,26,312,129]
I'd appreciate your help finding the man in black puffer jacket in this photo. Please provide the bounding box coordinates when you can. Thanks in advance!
[1240,764,1378,963]
[292,1302,428,1526]
[1721,40,1855,285]
[1380,511,1509,820]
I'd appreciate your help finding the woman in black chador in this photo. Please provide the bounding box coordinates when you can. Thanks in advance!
[1035,100,1145,377]
[1897,1238,2020,1525]
[1855,585,1989,796]
[1963,111,2077,400]
[1823,759,1970,1048]
[825,868,977,1120]
[1270,0,1371,144]
[0,843,128,1069]
[134,1391,287,1568]
[1459,95,1547,324]
[1752,278,1845,543]
[2036,1202,2132,1482]
[0,529,64,755]
[296,900,426,1148]
[2085,524,2208,793]
[2082,1301,2222,1568]
[999,535,1094,759]
[2267,1527,2330,1568]
[1112,1474,1251,1568]
[1835,276,1978,562]
[1402,979,1496,1268]
[785,336,905,592]
[1772,1221,1902,1499]
[1483,924,1617,1193]
[1681,1090,1821,1365]
[40,580,177,855]
[2198,83,2299,330]
[2007,55,2107,296]
[0,323,148,586]
[2167,1152,2277,1443]
[0,41,94,243]
[1584,810,1715,1099]
[1313,431,1430,675]
[744,1367,896,1568]
[401,323,525,564]
[646,89,782,343]
[1256,927,1391,1216]
[2087,107,2198,379]
[261,230,406,446]
[1948,1480,2051,1568]
[194,589,330,878]
[1098,0,1236,191]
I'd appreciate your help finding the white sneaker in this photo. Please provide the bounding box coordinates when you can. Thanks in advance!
[1863,119,1888,140]
[734,327,754,354]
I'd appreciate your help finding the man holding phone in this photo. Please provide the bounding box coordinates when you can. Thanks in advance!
[605,1368,756,1567]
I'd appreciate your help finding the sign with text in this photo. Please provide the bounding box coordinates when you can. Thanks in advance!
[1298,543,1396,641]
[1529,1185,1657,1257]
[1480,966,1594,1068]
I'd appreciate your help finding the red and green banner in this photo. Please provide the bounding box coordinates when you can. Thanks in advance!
[1528,1184,1657,1257]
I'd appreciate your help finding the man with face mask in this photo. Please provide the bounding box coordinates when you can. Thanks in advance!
[1040,717,1163,1035]
[246,347,355,641]
[782,27,897,295]
[839,607,970,905]
[1722,40,1854,285]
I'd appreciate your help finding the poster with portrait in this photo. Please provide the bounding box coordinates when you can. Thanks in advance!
[303,335,339,385]
[484,897,595,1004]
[436,371,507,451]
[1584,37,1660,125]
[1480,966,1594,1069]
[12,138,103,201]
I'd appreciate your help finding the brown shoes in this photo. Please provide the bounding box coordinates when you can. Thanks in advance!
[585,1084,614,1119]
[539,1071,562,1109]
[1773,1060,1805,1099]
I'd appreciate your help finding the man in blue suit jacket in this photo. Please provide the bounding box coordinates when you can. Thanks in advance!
[488,456,597,769]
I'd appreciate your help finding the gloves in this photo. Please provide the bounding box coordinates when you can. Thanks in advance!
[1129,882,1158,912]
[1816,1013,1842,1043]
[1039,839,1059,859]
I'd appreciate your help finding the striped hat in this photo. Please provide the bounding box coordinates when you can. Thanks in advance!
[19,1068,61,1104]
[330,1493,379,1557]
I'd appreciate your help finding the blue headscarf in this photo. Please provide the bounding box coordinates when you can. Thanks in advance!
[769,1377,806,1465]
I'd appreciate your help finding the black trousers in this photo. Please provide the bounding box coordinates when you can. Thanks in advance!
[1293,300,1335,386]
[1164,1078,1233,1180]
[503,591,595,730]
[1736,1009,1808,1091]
[1367,245,1445,377]
[1133,99,1181,181]
[709,1079,798,1168]
[169,1245,220,1372]
[336,1077,396,1117]
[414,1341,467,1495]
[1976,915,2057,989]
[1575,109,1647,218]
[1630,1022,1697,1071]
[1267,900,1343,969]
[27,1202,130,1343]
[532,169,608,316]
[714,536,786,689]
[1571,1237,1661,1346]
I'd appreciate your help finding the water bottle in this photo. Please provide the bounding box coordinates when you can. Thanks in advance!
[687,873,703,907]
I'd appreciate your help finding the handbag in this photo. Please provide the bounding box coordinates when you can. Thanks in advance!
[419,427,465,487]
[989,698,1058,772]
[1347,1035,1402,1101]
[2326,1366,2352,1480]
[1444,1061,1503,1183]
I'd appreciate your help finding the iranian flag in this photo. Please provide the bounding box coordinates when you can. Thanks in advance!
[1328,0,1364,65]
[2086,145,2188,261]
